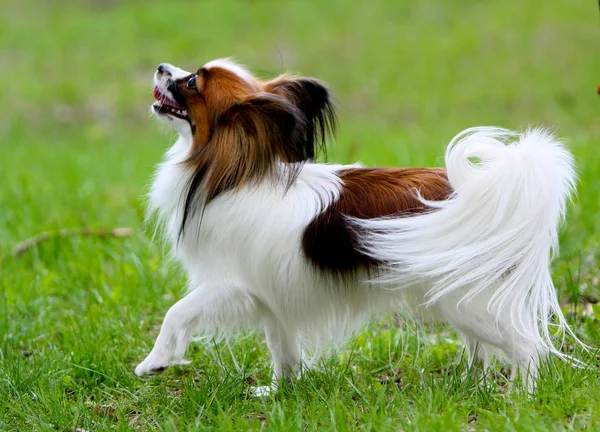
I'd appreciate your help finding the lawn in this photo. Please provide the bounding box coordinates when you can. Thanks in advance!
[1,0,599,430]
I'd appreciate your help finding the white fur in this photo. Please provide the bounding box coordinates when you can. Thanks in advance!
[136,125,579,392]
[136,131,408,388]
[204,58,255,85]
[354,127,579,378]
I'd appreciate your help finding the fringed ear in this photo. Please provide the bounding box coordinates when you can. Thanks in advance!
[179,93,306,237]
[213,93,310,169]
[265,76,337,160]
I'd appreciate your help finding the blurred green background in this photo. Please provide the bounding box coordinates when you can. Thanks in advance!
[1,1,599,430]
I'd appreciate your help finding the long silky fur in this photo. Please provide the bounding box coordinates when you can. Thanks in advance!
[353,127,581,360]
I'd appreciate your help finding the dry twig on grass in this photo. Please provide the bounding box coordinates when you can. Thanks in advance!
[10,227,134,256]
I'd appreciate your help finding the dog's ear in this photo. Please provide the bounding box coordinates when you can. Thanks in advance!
[214,92,310,166]
[184,93,306,203]
[265,76,337,160]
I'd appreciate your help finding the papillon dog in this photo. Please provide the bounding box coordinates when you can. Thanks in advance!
[135,58,580,393]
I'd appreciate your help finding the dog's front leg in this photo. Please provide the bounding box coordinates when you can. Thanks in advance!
[135,283,256,376]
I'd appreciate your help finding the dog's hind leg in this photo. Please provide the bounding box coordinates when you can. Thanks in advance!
[135,283,257,376]
[439,288,546,390]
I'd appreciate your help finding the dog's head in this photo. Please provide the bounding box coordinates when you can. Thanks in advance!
[152,58,335,161]
[152,58,337,234]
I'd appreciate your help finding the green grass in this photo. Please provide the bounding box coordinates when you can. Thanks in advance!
[1,0,599,430]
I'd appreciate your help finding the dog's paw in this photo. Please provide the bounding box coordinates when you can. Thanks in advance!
[134,353,190,377]
[250,385,274,397]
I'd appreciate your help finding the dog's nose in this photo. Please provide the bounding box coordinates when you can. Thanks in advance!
[157,63,168,74]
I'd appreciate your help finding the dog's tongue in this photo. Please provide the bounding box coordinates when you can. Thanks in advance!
[154,86,185,110]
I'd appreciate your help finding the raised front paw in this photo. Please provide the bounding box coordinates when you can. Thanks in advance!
[134,352,190,377]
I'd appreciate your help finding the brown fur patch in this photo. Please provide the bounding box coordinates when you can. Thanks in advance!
[264,75,337,160]
[187,67,260,151]
[302,167,451,274]
[184,93,305,203]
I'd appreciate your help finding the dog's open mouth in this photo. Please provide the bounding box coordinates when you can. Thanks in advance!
[153,86,189,120]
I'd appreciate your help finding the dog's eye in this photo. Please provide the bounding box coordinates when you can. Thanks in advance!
[186,76,197,90]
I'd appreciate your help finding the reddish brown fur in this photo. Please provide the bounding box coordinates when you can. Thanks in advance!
[185,66,260,155]
[302,167,451,274]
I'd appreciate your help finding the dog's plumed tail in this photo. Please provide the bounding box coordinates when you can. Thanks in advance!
[355,127,579,359]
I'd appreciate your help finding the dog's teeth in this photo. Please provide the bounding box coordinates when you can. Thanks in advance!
[156,104,187,117]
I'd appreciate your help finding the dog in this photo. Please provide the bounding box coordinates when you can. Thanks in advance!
[135,58,579,393]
